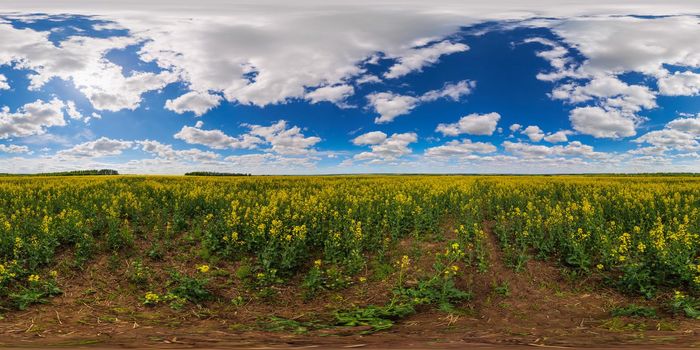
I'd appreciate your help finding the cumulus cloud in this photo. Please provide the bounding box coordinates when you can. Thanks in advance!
[569,106,636,138]
[436,112,500,136]
[549,16,700,78]
[354,132,417,162]
[174,122,262,150]
[57,137,133,158]
[658,71,700,96]
[174,120,320,155]
[0,23,177,112]
[366,93,419,124]
[246,120,321,156]
[118,7,470,109]
[531,16,700,141]
[356,74,382,85]
[0,98,66,139]
[138,139,220,162]
[165,91,222,116]
[551,76,656,113]
[0,144,30,153]
[224,153,317,169]
[384,40,469,79]
[634,114,700,153]
[521,125,544,142]
[352,131,388,145]
[524,37,582,82]
[0,74,8,90]
[503,140,604,159]
[421,80,476,102]
[634,129,699,151]
[368,80,474,123]
[543,130,572,143]
[667,114,700,135]
[305,84,354,106]
[424,139,497,157]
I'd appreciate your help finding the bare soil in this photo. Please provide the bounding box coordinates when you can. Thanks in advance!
[0,221,698,349]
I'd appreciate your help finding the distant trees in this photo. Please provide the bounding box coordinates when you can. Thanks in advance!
[0,169,119,176]
[184,172,251,176]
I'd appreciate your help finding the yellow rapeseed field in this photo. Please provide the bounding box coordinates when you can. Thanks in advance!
[0,175,698,315]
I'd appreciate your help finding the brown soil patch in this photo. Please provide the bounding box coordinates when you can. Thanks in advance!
[0,221,698,349]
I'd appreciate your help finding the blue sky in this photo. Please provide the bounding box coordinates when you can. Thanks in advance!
[1,2,700,174]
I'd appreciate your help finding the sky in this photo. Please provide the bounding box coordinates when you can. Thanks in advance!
[1,1,700,174]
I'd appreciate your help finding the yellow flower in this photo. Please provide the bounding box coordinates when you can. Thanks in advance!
[596,264,604,270]
[637,242,646,253]
[49,270,58,278]
[359,277,367,283]
[314,259,322,267]
[196,264,210,273]
[144,292,160,304]
[399,255,410,269]
[27,274,40,282]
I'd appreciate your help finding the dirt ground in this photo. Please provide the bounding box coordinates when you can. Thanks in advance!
[1,222,698,349]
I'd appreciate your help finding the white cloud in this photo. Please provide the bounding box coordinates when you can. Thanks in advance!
[354,132,417,162]
[0,144,30,153]
[83,70,178,112]
[502,141,553,157]
[420,80,476,102]
[521,125,544,142]
[139,139,220,162]
[543,130,572,143]
[175,120,322,156]
[305,84,354,106]
[658,71,700,96]
[92,22,124,31]
[550,16,700,78]
[384,40,468,79]
[352,131,388,145]
[165,91,222,116]
[509,124,522,132]
[551,76,656,113]
[436,112,500,136]
[424,139,496,157]
[120,8,470,109]
[569,106,636,138]
[64,100,97,122]
[0,98,66,139]
[174,123,262,150]
[224,153,317,169]
[367,93,419,124]
[57,137,133,158]
[65,101,83,120]
[356,74,381,85]
[246,120,321,156]
[634,129,699,151]
[524,37,581,82]
[503,140,604,159]
[667,114,700,135]
[0,74,8,90]
[368,80,475,123]
[633,114,700,153]
[0,23,177,112]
